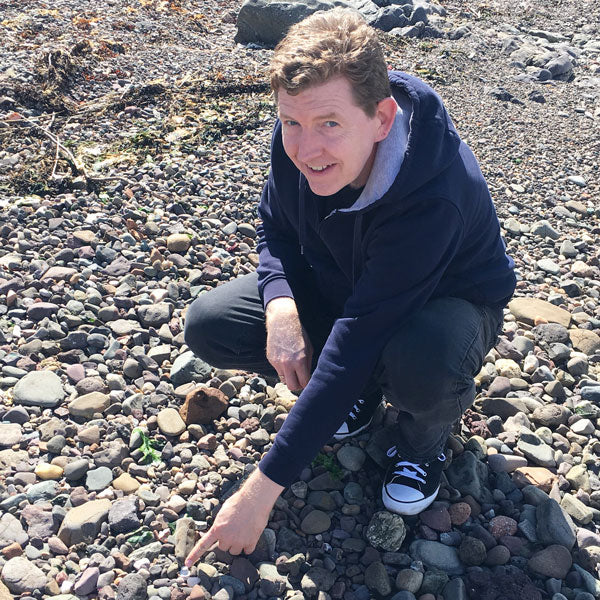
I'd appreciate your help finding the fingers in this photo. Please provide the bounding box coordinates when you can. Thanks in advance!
[184,528,217,567]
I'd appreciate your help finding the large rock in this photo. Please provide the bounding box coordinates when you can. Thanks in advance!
[180,386,228,425]
[0,424,21,447]
[116,573,147,600]
[157,407,186,436]
[569,328,600,355]
[1,556,47,594]
[109,498,140,534]
[409,540,463,575]
[536,498,576,549]
[12,370,65,408]
[58,499,112,546]
[365,511,406,552]
[445,451,492,503]
[508,298,571,327]
[170,351,212,386]
[68,392,110,418]
[0,513,28,547]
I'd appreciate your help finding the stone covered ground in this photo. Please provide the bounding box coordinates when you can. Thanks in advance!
[0,0,600,599]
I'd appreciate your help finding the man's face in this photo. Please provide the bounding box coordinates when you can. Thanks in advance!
[277,77,390,196]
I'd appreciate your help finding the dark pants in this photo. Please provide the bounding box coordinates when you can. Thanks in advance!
[184,272,503,461]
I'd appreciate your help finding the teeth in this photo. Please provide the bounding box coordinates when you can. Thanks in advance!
[309,164,331,171]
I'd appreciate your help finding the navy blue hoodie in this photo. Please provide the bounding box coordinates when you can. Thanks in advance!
[256,71,516,487]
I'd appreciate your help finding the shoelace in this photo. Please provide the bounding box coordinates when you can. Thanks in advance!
[348,398,365,421]
[386,445,446,483]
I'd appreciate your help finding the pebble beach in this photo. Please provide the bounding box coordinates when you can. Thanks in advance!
[0,0,600,599]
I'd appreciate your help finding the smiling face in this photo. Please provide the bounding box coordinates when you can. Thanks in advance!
[277,77,396,196]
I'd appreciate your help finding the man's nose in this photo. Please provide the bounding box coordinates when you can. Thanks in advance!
[296,130,321,162]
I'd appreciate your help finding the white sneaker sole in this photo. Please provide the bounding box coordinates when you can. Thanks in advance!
[381,484,440,516]
[332,401,383,441]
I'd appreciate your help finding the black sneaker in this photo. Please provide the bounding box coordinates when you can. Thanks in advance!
[382,445,446,515]
[333,397,383,441]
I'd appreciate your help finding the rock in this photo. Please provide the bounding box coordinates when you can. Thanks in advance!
[41,266,77,281]
[517,431,556,467]
[528,545,572,578]
[420,507,451,532]
[396,569,423,593]
[458,536,487,566]
[174,518,196,560]
[112,473,140,493]
[68,392,110,418]
[230,557,259,592]
[508,298,571,327]
[531,404,570,428]
[116,573,147,600]
[258,563,288,596]
[409,540,463,575]
[64,459,90,481]
[561,493,594,524]
[0,513,28,547]
[12,370,65,407]
[157,407,186,435]
[0,423,21,447]
[364,561,391,596]
[170,351,212,386]
[58,499,112,546]
[366,511,406,552]
[487,454,528,473]
[180,386,228,424]
[448,502,471,526]
[536,499,576,549]
[137,302,173,327]
[35,463,64,480]
[445,451,492,503]
[300,510,331,534]
[570,329,600,355]
[0,556,47,594]
[86,466,114,491]
[489,516,518,538]
[73,567,100,596]
[513,467,557,491]
[336,445,366,471]
[108,498,140,534]
[167,233,191,253]
[301,566,336,597]
[529,220,560,240]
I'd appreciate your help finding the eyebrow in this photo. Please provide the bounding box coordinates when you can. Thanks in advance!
[278,111,341,121]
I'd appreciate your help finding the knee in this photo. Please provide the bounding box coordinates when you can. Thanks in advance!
[183,294,223,364]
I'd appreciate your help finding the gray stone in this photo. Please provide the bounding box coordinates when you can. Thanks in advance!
[508,297,571,327]
[85,466,114,491]
[536,498,576,549]
[561,493,594,524]
[300,510,331,535]
[257,562,289,596]
[116,573,147,600]
[170,351,212,385]
[128,541,162,562]
[529,220,560,240]
[58,499,112,546]
[12,370,65,407]
[445,450,492,503]
[409,540,463,575]
[366,511,406,552]
[0,513,28,547]
[443,577,468,600]
[537,258,560,274]
[301,566,336,597]
[1,556,47,594]
[0,423,21,447]
[64,459,90,481]
[109,497,140,534]
[137,303,173,327]
[517,431,556,467]
[26,480,58,503]
[174,518,196,560]
[364,561,392,595]
[336,446,366,471]
[94,440,129,468]
[73,567,100,596]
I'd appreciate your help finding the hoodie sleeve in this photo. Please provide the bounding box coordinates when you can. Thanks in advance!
[258,197,465,487]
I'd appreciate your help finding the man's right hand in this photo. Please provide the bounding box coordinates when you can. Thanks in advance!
[265,297,313,391]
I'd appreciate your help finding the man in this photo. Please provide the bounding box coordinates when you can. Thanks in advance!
[184,8,516,562]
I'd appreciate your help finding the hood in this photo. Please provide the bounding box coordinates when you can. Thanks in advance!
[339,70,462,213]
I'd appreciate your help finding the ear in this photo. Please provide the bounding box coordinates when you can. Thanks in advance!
[374,97,398,142]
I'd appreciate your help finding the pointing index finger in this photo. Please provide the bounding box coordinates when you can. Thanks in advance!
[184,527,218,567]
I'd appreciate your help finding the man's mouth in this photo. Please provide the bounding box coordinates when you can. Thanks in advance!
[307,164,334,173]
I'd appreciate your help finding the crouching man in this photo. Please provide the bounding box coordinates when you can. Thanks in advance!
[183,7,516,562]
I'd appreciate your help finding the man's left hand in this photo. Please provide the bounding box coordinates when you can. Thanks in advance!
[185,469,283,565]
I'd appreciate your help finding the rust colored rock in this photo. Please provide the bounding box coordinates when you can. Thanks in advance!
[0,542,22,559]
[449,502,472,526]
[179,386,228,425]
[489,516,518,539]
[512,467,557,491]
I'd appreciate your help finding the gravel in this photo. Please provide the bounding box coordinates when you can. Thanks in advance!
[0,0,600,597]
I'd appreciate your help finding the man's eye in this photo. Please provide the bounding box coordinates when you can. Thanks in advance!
[284,120,298,127]
[324,121,339,128]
